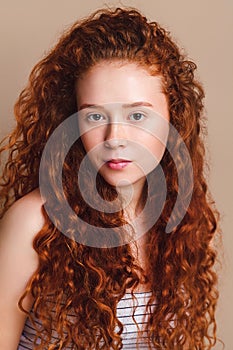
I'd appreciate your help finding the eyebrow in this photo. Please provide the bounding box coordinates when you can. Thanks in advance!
[78,101,153,111]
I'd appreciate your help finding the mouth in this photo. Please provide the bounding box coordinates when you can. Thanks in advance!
[105,158,132,170]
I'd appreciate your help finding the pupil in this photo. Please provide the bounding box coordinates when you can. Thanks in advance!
[134,113,141,120]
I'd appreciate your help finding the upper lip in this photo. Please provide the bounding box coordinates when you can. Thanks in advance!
[105,158,132,163]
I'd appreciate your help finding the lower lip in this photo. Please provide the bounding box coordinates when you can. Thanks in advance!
[106,161,131,170]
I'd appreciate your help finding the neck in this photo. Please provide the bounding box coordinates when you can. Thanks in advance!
[118,179,151,285]
[117,178,146,218]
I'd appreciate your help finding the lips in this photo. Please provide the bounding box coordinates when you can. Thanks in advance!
[107,158,131,163]
[105,158,132,170]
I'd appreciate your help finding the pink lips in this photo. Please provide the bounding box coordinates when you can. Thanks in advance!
[106,159,132,170]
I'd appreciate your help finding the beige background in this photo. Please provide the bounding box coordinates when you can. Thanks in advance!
[0,1,232,348]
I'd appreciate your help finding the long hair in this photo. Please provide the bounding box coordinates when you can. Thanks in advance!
[0,7,221,349]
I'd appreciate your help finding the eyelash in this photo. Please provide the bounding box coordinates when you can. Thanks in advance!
[86,112,146,122]
[86,113,105,122]
[128,112,146,122]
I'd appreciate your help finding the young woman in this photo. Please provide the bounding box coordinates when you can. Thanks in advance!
[0,7,220,350]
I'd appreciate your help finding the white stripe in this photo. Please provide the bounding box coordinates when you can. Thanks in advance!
[18,292,155,349]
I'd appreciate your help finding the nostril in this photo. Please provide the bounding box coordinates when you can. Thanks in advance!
[104,138,127,149]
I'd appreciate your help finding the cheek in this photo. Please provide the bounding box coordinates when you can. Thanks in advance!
[140,137,166,166]
[81,135,91,153]
[81,130,101,153]
[150,138,167,162]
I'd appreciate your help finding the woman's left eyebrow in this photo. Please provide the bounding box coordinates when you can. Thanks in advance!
[78,101,153,111]
[122,102,153,108]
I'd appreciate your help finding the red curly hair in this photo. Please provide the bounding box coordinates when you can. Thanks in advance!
[0,7,221,349]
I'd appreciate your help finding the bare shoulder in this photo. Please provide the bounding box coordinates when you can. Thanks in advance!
[3,187,45,218]
[0,188,45,238]
[1,188,44,230]
[0,187,45,297]
[0,189,46,348]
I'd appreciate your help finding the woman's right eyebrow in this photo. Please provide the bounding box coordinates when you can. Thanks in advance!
[78,103,104,111]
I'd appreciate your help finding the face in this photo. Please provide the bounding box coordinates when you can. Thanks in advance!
[76,61,169,191]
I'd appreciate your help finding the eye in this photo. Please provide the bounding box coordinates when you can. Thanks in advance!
[87,113,105,122]
[128,112,146,122]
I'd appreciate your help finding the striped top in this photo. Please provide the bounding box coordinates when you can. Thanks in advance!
[18,291,156,349]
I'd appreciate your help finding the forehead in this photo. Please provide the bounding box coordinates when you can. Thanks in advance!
[76,61,165,107]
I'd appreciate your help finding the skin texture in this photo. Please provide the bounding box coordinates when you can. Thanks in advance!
[0,189,44,349]
[76,62,170,276]
[77,62,170,213]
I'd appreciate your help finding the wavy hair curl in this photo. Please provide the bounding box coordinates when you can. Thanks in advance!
[0,7,221,349]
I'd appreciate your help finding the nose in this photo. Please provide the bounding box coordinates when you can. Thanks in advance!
[104,122,128,149]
